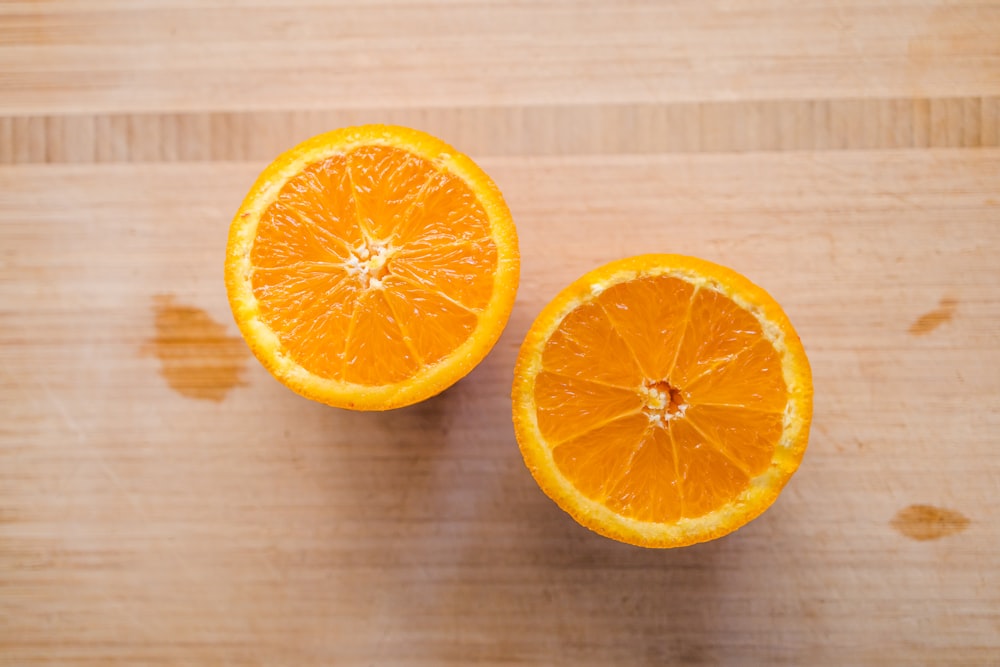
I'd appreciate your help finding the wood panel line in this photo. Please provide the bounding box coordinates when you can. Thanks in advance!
[1,96,998,164]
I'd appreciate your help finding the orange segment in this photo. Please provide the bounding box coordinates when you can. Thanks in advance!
[390,238,497,311]
[595,274,694,381]
[342,289,419,385]
[226,125,519,410]
[346,145,436,242]
[551,413,651,502]
[251,266,361,376]
[670,287,787,411]
[667,417,751,519]
[253,200,353,268]
[681,339,788,412]
[380,275,479,366]
[393,170,493,245]
[683,404,783,477]
[533,371,643,444]
[604,426,683,523]
[253,156,363,266]
[512,254,812,548]
[541,301,644,388]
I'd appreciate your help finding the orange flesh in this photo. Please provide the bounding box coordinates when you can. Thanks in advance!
[249,145,496,384]
[536,274,787,522]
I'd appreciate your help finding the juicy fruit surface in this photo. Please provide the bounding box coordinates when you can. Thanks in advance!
[226,124,519,410]
[513,255,812,548]
[251,145,497,386]
[537,274,786,523]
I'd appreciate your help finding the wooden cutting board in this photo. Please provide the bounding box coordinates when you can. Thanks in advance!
[2,2,999,665]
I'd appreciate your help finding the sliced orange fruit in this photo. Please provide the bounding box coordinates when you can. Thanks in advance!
[512,255,812,547]
[226,125,519,410]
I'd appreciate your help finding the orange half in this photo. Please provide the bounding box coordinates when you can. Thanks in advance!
[226,125,519,410]
[512,255,812,547]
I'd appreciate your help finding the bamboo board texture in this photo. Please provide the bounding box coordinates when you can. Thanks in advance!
[1,1,999,665]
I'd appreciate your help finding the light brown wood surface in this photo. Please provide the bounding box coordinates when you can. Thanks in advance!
[2,2,999,665]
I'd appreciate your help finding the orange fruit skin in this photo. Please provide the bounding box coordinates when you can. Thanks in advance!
[512,254,813,548]
[226,125,519,410]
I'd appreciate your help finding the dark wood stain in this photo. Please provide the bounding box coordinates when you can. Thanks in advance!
[891,504,970,541]
[148,294,248,402]
[908,297,957,336]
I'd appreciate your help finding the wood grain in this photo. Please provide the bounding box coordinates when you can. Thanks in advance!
[1,97,1000,164]
[2,2,999,114]
[2,1,1000,665]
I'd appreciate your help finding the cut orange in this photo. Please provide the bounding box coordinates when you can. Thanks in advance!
[512,255,812,548]
[226,125,519,410]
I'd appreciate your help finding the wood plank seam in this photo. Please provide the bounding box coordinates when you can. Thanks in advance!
[1,96,997,164]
